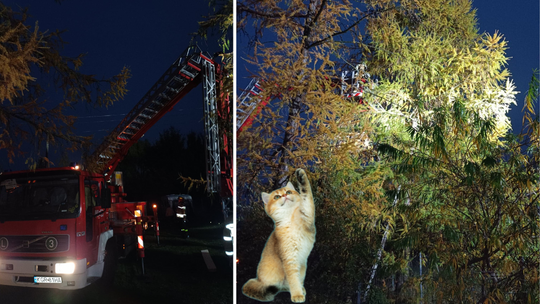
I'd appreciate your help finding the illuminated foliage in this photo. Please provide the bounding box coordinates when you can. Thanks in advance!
[366,1,539,302]
[194,0,233,53]
[237,0,399,302]
[237,0,539,303]
[237,0,381,189]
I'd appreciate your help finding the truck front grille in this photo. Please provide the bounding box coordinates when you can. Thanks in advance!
[0,235,69,253]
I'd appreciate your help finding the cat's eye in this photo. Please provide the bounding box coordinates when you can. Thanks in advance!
[286,190,293,195]
[274,195,281,200]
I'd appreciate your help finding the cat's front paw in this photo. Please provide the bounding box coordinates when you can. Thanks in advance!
[291,294,306,303]
[295,169,306,184]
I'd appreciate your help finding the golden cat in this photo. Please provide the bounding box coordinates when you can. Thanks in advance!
[243,168,316,303]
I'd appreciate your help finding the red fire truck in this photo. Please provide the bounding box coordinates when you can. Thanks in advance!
[0,167,144,288]
[0,46,232,289]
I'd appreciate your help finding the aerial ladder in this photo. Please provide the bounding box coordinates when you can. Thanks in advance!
[87,45,233,267]
[237,64,371,132]
[89,47,216,180]
[237,79,267,132]
[88,45,232,205]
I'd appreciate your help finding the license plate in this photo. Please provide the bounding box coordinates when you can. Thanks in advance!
[34,276,62,284]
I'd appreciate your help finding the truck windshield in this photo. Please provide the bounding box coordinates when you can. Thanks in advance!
[0,171,80,221]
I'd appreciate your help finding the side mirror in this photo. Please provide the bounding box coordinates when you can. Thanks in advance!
[101,188,112,209]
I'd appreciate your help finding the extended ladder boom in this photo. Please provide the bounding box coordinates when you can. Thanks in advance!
[88,46,215,175]
[237,66,371,132]
[237,79,264,131]
[201,57,221,193]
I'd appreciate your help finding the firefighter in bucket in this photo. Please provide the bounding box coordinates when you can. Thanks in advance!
[176,196,188,238]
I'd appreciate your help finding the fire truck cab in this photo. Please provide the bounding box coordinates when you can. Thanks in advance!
[0,167,115,289]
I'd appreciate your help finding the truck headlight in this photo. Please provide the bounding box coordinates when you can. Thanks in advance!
[55,262,75,274]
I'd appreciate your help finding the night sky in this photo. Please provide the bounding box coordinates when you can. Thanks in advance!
[1,1,539,169]
[1,0,223,171]
[237,0,540,135]
[474,0,539,133]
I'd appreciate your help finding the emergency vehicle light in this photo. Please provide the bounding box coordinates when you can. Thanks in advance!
[55,262,75,274]
[224,223,233,241]
[134,210,142,217]
[69,162,80,170]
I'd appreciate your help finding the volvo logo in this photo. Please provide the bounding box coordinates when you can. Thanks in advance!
[45,237,58,251]
[0,237,8,251]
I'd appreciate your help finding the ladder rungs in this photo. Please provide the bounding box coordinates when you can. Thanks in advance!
[159,93,171,100]
[144,108,158,114]
[152,100,164,107]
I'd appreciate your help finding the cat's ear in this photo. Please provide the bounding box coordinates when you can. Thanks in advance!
[286,181,296,191]
[262,192,270,205]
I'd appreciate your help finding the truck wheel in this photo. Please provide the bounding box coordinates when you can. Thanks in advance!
[100,238,118,287]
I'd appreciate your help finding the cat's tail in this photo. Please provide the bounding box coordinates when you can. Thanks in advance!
[242,278,279,302]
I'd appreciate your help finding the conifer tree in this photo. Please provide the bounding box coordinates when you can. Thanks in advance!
[237,0,538,302]
[237,0,385,190]
[368,1,538,301]
[0,3,130,168]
